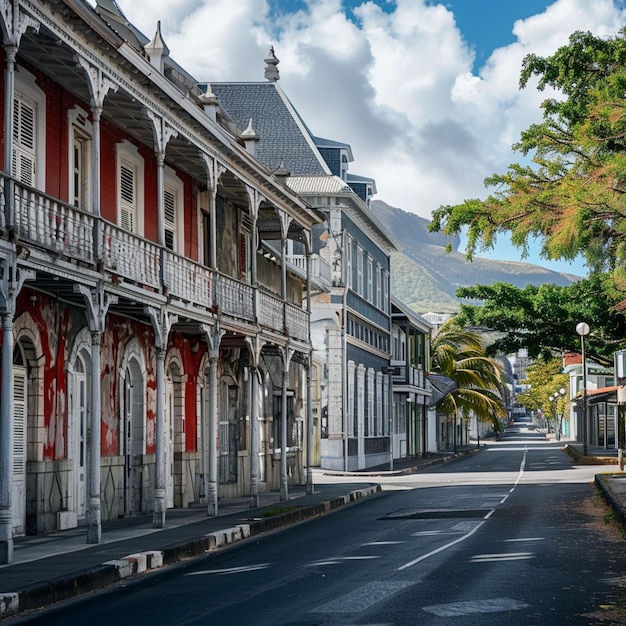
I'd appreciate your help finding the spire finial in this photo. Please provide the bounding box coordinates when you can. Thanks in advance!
[264,46,280,82]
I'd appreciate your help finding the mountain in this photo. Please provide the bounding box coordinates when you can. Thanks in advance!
[371,200,579,315]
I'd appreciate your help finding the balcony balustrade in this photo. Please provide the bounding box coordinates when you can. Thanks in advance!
[3,174,309,343]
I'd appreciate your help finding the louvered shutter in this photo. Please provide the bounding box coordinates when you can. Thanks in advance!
[120,162,136,232]
[12,366,27,533]
[164,186,176,250]
[12,95,36,186]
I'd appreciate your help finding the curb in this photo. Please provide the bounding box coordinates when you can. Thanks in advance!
[0,485,381,620]
[321,447,481,478]
[595,474,626,526]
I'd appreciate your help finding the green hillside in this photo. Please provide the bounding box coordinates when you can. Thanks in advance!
[372,200,578,315]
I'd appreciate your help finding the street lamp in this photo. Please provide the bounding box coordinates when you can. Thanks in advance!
[557,387,566,440]
[576,322,590,456]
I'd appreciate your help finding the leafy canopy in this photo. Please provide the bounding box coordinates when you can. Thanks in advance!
[429,29,626,287]
[455,273,626,365]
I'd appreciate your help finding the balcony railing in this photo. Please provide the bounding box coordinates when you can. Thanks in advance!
[4,175,310,344]
[286,253,331,287]
[391,363,426,389]
[14,181,94,264]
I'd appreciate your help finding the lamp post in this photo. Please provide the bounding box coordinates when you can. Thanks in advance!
[556,387,566,441]
[548,395,554,433]
[576,322,590,456]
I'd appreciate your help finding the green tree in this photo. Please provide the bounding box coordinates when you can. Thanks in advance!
[429,29,626,287]
[431,320,507,434]
[454,274,626,365]
[516,358,569,433]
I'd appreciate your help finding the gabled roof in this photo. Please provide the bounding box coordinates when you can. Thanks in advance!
[391,297,433,332]
[210,82,331,176]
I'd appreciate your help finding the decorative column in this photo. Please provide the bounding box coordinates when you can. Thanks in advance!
[75,57,117,260]
[201,155,225,271]
[146,307,175,528]
[1,4,38,230]
[280,344,294,501]
[75,283,116,544]
[304,239,314,495]
[245,336,265,507]
[0,254,34,564]
[202,323,224,516]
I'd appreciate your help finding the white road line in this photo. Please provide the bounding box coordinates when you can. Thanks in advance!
[363,541,405,546]
[470,552,534,563]
[398,515,490,571]
[187,563,270,576]
[398,447,528,571]
[505,537,544,543]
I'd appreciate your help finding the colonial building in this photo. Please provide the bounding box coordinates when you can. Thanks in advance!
[211,52,399,471]
[390,297,431,460]
[0,0,322,563]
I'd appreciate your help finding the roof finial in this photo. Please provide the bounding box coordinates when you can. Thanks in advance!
[145,21,170,72]
[264,46,280,82]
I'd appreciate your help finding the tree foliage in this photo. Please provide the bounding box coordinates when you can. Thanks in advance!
[431,320,507,431]
[429,29,626,289]
[516,358,569,424]
[454,273,626,365]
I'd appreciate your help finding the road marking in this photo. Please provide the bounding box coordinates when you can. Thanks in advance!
[505,537,544,543]
[423,597,530,616]
[500,495,509,504]
[412,530,464,536]
[311,580,415,614]
[470,552,534,562]
[305,556,380,567]
[398,515,491,571]
[187,563,270,575]
[363,541,405,545]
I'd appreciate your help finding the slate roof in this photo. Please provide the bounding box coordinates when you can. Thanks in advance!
[210,82,330,176]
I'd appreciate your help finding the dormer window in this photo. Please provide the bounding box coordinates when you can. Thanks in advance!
[340,152,349,181]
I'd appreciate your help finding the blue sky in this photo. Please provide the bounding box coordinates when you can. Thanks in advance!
[116,0,626,276]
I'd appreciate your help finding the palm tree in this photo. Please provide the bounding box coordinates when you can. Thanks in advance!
[431,320,507,444]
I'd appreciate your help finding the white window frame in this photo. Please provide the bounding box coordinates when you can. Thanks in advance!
[356,245,364,295]
[67,106,92,211]
[115,141,145,236]
[366,255,373,302]
[14,67,46,190]
[376,263,382,309]
[344,235,353,289]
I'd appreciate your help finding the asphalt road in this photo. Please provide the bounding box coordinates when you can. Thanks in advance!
[10,426,626,625]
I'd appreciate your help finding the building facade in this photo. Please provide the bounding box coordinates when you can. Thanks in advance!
[211,55,399,471]
[0,0,322,563]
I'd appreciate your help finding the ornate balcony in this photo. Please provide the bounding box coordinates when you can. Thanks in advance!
[3,174,309,344]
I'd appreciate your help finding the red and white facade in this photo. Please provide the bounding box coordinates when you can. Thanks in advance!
[0,0,321,563]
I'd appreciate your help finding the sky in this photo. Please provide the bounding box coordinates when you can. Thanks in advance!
[110,0,626,275]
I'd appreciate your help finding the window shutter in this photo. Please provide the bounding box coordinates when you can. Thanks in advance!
[164,187,176,250]
[12,96,36,186]
[120,162,136,232]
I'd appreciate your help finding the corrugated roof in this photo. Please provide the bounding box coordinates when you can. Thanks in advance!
[287,175,352,195]
[426,373,457,408]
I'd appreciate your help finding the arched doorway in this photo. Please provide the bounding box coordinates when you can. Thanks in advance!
[122,356,144,515]
[12,344,27,536]
[68,344,91,523]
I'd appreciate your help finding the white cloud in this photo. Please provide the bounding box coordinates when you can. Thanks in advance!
[113,0,626,221]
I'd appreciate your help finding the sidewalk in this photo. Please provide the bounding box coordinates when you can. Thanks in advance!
[0,450,465,620]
